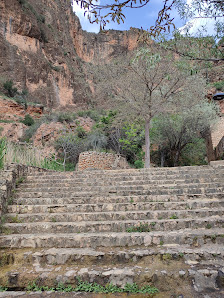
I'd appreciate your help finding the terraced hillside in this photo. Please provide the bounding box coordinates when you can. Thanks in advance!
[0,164,224,297]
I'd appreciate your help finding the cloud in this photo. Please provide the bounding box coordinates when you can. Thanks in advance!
[179,0,216,36]
[72,0,100,33]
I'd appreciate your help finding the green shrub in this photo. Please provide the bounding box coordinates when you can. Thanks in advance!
[18,0,26,4]
[21,114,35,126]
[134,159,144,168]
[21,121,41,142]
[57,112,75,123]
[40,28,48,43]
[77,110,105,122]
[213,80,224,91]
[3,81,17,97]
[87,130,108,150]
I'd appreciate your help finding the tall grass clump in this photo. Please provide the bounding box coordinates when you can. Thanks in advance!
[0,138,6,169]
[3,142,70,171]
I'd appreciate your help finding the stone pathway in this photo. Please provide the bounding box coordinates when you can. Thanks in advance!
[0,163,224,297]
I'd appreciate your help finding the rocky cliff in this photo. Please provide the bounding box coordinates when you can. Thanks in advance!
[0,0,140,109]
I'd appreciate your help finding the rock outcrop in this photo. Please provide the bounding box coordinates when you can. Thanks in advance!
[0,0,140,109]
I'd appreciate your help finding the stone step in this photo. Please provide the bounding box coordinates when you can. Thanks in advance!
[0,228,223,248]
[25,170,224,183]
[3,216,224,234]
[5,208,224,223]
[18,180,224,191]
[8,198,224,214]
[2,245,224,267]
[14,193,224,206]
[25,165,224,177]
[15,186,224,198]
[21,175,224,187]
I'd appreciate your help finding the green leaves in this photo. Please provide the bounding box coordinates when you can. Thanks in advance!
[25,278,159,294]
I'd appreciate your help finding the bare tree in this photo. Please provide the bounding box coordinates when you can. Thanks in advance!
[74,0,224,38]
[55,130,86,171]
[99,46,206,167]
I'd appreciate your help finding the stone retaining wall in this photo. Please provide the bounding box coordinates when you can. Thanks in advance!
[0,164,48,221]
[77,151,130,171]
[215,136,224,160]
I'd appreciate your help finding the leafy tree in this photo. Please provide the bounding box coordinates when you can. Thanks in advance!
[119,123,145,164]
[151,98,218,166]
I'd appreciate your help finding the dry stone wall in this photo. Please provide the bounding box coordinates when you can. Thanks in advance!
[0,164,48,220]
[77,151,130,171]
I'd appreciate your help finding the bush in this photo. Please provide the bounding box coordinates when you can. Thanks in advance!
[55,132,87,168]
[18,0,26,4]
[21,114,35,126]
[213,80,224,91]
[87,130,108,150]
[3,81,17,97]
[134,159,144,169]
[77,110,105,122]
[57,112,76,123]
[21,121,42,142]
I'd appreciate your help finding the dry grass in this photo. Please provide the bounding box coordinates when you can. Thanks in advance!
[4,142,49,168]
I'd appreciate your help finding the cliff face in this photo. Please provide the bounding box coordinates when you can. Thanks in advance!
[0,0,140,109]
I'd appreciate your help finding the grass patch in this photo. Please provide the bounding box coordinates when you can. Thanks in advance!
[170,214,178,219]
[126,222,151,233]
[7,215,23,223]
[16,176,25,187]
[0,286,8,292]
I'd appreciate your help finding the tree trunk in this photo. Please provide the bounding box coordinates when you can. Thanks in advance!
[173,150,180,167]
[145,119,150,168]
[161,150,165,167]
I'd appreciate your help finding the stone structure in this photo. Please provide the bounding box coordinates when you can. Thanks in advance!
[207,100,224,161]
[77,151,130,171]
[0,0,140,109]
[0,163,224,296]
[0,164,48,220]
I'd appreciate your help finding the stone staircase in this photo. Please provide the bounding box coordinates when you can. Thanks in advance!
[0,164,224,297]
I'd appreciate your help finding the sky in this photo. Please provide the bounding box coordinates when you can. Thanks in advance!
[71,0,217,35]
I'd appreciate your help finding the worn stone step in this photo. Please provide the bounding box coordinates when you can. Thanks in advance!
[5,208,224,224]
[2,245,224,267]
[25,165,224,178]
[3,216,224,234]
[0,260,196,296]
[21,175,224,187]
[24,171,224,185]
[1,228,223,248]
[18,181,224,193]
[14,193,224,206]
[7,199,224,214]
[25,246,224,267]
[15,186,224,199]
